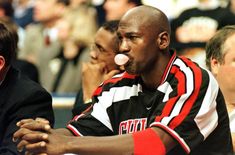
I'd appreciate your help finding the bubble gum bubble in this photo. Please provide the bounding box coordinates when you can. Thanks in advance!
[114,54,129,66]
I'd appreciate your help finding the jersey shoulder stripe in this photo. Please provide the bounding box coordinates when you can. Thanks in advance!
[155,56,203,129]
[93,72,136,97]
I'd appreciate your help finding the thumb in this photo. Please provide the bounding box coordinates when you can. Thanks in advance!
[104,70,120,80]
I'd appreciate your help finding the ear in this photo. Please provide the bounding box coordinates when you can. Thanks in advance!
[0,56,5,71]
[157,31,170,50]
[210,57,220,76]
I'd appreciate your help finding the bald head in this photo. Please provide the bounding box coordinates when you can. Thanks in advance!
[120,5,171,35]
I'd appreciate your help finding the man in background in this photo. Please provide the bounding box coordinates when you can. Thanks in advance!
[19,0,70,92]
[0,22,54,154]
[72,20,122,116]
[205,25,235,151]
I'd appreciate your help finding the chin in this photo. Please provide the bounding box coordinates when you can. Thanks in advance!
[125,67,138,75]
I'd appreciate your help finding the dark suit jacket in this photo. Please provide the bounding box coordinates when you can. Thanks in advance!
[0,67,54,154]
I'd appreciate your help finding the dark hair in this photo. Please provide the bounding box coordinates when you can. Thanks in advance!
[128,0,142,6]
[0,1,14,17]
[102,20,119,33]
[0,22,16,66]
[57,0,70,6]
[205,25,235,70]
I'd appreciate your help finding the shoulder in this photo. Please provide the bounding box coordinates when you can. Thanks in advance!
[7,68,50,100]
[92,72,138,97]
[171,56,218,89]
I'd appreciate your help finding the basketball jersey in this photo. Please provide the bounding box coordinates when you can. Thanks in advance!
[67,52,233,154]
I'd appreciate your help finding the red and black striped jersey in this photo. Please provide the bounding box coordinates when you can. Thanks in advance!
[67,51,233,154]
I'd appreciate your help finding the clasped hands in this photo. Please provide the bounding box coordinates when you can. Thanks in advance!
[13,118,67,155]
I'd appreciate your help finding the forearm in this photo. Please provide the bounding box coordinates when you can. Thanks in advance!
[54,128,74,136]
[65,134,133,155]
[64,127,175,155]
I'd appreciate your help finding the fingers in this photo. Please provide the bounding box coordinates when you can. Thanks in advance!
[17,118,50,127]
[35,118,50,124]
[20,121,51,132]
[13,128,33,142]
[22,132,48,142]
[25,151,47,155]
[25,141,47,153]
[23,141,47,155]
[104,70,120,80]
[16,131,48,155]
[16,118,35,127]
[17,139,29,153]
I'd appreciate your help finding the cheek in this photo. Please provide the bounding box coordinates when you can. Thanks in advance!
[217,66,235,87]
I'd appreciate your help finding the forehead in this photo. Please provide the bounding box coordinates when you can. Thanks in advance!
[118,16,145,35]
[224,33,235,52]
[95,28,116,49]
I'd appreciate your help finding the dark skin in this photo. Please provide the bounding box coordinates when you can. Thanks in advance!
[81,27,120,101]
[13,6,176,155]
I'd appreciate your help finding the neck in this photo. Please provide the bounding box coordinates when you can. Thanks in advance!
[43,18,58,28]
[226,101,235,113]
[223,91,235,113]
[141,52,171,90]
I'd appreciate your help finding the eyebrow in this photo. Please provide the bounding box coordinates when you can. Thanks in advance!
[117,32,139,37]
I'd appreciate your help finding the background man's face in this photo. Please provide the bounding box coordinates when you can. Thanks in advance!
[215,34,235,93]
[90,28,118,71]
[34,0,58,22]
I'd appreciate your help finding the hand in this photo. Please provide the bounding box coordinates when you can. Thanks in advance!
[18,129,69,155]
[16,117,51,132]
[13,118,51,146]
[14,128,48,153]
[82,62,120,101]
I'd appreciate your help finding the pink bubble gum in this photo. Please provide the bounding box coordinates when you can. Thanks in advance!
[114,54,129,66]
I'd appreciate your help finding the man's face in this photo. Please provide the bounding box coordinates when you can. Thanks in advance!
[90,28,119,72]
[215,34,235,94]
[33,0,59,22]
[103,0,134,21]
[117,15,159,75]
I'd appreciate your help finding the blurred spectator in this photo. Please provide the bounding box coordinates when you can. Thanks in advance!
[170,0,227,67]
[19,0,70,92]
[69,0,88,8]
[103,0,142,21]
[219,0,235,28]
[142,0,198,20]
[205,25,235,151]
[0,0,14,18]
[45,7,97,93]
[0,21,54,155]
[13,0,35,28]
[0,17,39,83]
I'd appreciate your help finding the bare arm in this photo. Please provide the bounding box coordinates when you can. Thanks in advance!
[16,126,176,155]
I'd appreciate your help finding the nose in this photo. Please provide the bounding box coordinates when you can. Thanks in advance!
[119,39,130,53]
[90,50,98,59]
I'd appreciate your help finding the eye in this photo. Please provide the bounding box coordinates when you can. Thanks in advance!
[129,35,138,41]
[118,36,123,42]
[98,46,106,53]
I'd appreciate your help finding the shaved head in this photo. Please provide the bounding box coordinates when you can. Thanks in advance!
[119,5,171,35]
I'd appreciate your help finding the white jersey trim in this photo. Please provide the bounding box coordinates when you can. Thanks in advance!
[67,124,84,137]
[160,58,195,126]
[194,70,219,140]
[91,84,142,131]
